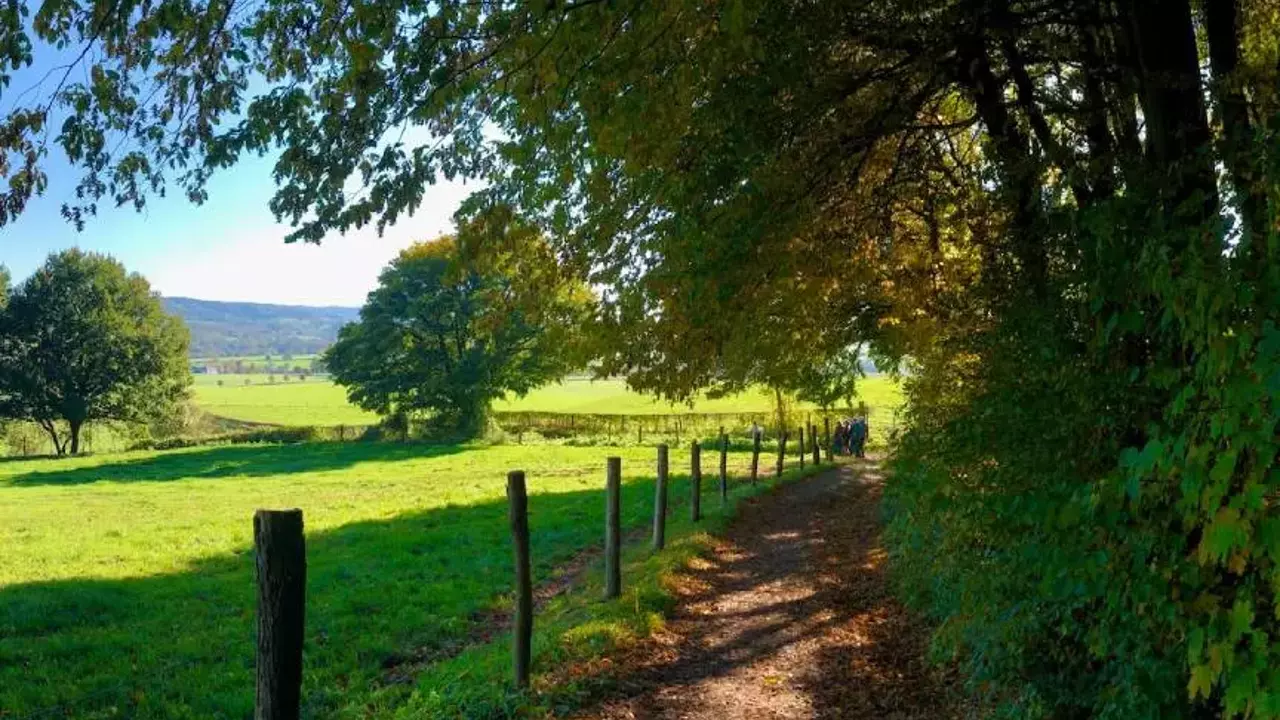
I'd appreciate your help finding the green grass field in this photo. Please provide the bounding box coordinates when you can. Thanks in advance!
[193,373,378,425]
[0,441,804,718]
[192,375,904,428]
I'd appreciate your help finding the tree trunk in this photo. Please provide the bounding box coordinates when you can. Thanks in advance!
[456,397,491,439]
[1204,0,1266,265]
[956,31,1047,300]
[39,420,63,456]
[68,419,82,455]
[1124,0,1218,222]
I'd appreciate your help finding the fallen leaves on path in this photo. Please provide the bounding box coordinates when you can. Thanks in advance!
[571,461,968,719]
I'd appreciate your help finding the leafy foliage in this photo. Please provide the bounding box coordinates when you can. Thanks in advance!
[325,205,591,437]
[0,250,190,454]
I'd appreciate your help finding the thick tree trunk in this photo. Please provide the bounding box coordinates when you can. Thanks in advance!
[455,397,491,439]
[956,32,1047,301]
[1204,0,1267,265]
[1077,16,1118,200]
[68,419,82,455]
[1124,0,1218,223]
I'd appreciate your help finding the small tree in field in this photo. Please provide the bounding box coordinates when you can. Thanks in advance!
[0,251,190,454]
[326,205,592,437]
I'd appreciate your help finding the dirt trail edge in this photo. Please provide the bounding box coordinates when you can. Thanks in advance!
[572,460,964,720]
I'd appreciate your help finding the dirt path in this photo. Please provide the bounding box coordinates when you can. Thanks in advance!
[573,460,963,720]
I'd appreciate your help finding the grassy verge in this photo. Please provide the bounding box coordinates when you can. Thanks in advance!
[366,461,830,719]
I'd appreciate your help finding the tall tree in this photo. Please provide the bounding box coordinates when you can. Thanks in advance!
[0,250,190,454]
[325,205,591,437]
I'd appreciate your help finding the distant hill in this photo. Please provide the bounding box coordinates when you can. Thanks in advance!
[162,297,359,358]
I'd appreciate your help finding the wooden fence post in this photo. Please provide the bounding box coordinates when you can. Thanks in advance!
[798,426,805,470]
[750,429,761,484]
[653,444,669,550]
[506,471,533,689]
[690,440,702,522]
[254,509,306,720]
[812,424,820,465]
[718,428,728,504]
[605,457,622,599]
[824,417,832,462]
[776,431,787,478]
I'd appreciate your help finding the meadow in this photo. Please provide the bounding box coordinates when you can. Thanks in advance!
[0,440,806,718]
[192,374,905,430]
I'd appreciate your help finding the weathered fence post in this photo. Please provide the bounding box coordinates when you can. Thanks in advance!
[690,440,702,521]
[718,428,728,505]
[507,471,533,689]
[824,417,832,462]
[750,429,761,484]
[776,431,787,478]
[605,457,622,599]
[812,424,820,465]
[653,444,669,550]
[254,509,306,720]
[798,426,805,469]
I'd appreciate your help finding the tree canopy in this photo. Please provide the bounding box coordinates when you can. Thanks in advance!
[0,250,190,454]
[325,205,591,437]
[8,0,1280,715]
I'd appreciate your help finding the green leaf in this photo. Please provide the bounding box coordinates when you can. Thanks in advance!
[1190,663,1215,700]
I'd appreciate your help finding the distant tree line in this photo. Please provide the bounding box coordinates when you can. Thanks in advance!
[192,358,325,376]
[0,251,190,455]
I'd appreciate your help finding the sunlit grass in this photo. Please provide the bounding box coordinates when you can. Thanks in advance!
[0,441,802,717]
[191,374,904,428]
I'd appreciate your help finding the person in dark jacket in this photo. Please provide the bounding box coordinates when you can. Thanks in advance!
[849,416,868,458]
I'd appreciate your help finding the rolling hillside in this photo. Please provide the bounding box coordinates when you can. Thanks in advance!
[162,297,358,357]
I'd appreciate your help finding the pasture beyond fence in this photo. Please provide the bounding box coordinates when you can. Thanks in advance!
[1,398,898,458]
[249,430,837,717]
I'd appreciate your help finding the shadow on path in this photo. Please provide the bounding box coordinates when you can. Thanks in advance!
[573,460,965,719]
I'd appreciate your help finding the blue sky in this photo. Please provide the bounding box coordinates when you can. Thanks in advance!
[1,150,475,306]
[0,48,476,307]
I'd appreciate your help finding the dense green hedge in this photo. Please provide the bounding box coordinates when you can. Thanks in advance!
[885,258,1280,718]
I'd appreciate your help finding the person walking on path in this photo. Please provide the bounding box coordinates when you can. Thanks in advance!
[850,416,868,458]
[831,421,844,457]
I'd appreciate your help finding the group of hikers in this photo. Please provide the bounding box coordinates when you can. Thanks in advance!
[833,417,869,458]
[747,416,870,459]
